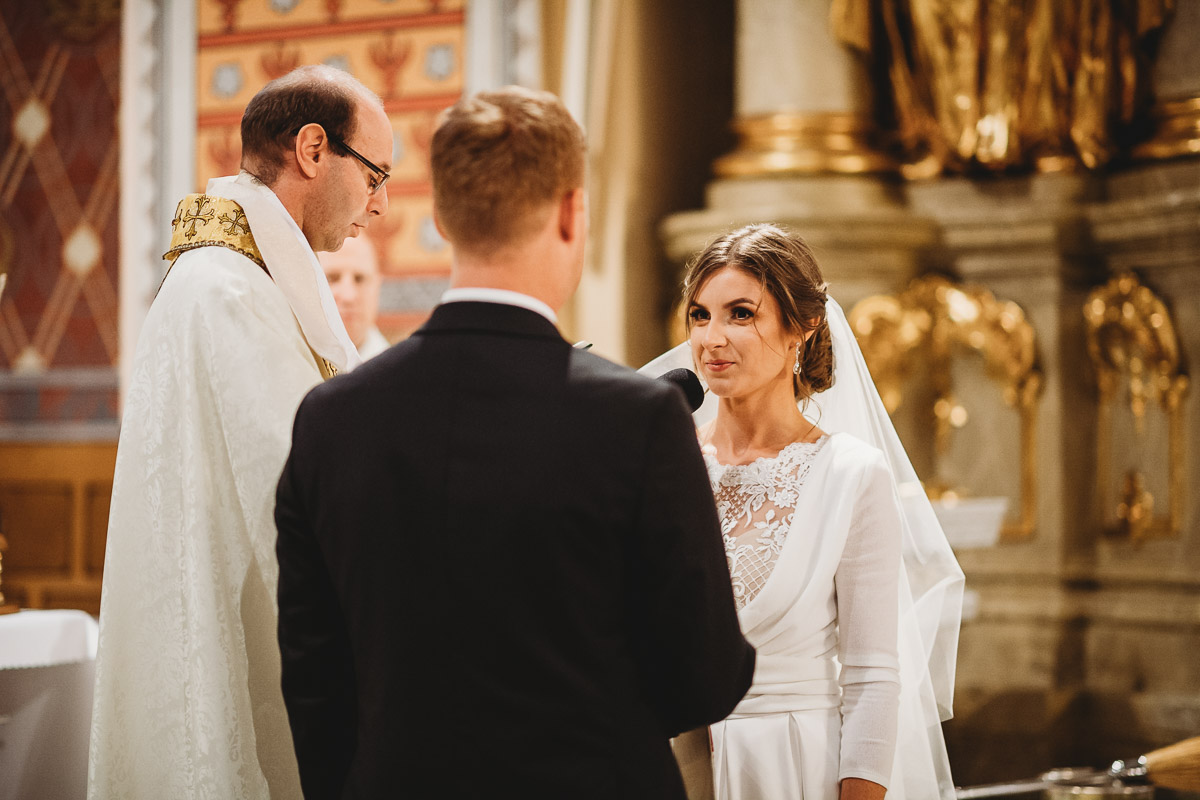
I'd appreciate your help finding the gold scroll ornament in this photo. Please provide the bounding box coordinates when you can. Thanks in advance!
[849,275,1041,540]
[1084,272,1188,544]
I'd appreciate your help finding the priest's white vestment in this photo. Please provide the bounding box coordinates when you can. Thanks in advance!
[88,174,361,799]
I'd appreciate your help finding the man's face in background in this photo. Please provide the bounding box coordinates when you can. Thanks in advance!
[319,234,382,349]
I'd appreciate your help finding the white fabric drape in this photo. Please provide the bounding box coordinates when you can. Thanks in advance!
[209,172,361,373]
[88,177,338,799]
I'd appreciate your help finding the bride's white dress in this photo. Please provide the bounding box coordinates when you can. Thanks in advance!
[643,297,962,800]
[706,434,905,799]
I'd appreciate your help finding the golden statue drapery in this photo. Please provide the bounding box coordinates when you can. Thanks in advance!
[832,0,1175,175]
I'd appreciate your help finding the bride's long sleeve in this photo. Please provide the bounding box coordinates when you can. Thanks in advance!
[834,453,903,788]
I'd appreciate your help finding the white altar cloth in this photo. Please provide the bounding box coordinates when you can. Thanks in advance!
[0,609,99,800]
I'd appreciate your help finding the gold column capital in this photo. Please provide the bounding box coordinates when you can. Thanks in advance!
[714,112,898,178]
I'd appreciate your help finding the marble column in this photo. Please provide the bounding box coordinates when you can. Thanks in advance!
[714,0,893,177]
[662,0,925,316]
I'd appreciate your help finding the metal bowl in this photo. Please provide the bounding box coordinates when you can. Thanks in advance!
[1041,768,1154,799]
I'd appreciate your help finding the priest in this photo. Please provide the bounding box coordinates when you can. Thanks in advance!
[87,65,393,799]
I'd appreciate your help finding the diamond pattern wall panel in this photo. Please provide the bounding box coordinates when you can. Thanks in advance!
[0,0,120,441]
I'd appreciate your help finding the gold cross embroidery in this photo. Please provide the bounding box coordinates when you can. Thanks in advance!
[218,208,249,236]
[163,195,265,271]
[179,196,215,240]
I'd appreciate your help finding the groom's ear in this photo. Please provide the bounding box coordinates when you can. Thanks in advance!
[558,188,585,243]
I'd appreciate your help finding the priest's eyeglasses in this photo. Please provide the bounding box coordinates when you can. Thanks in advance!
[331,137,390,195]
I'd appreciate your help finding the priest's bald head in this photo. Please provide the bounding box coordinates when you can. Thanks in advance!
[240,65,393,253]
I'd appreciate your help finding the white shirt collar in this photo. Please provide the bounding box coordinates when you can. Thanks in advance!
[440,287,558,325]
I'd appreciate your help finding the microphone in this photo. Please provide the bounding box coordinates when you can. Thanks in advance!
[658,368,705,413]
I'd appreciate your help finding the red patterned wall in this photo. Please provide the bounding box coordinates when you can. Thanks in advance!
[0,0,121,438]
[196,0,464,342]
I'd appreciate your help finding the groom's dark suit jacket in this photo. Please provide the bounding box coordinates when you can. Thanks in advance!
[275,301,755,800]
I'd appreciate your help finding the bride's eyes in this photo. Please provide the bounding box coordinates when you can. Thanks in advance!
[731,306,755,321]
[689,305,755,324]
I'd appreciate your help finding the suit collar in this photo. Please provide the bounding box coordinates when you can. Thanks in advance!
[440,288,558,324]
[416,301,566,342]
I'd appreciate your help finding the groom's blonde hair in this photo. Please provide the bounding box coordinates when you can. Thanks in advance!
[431,86,585,254]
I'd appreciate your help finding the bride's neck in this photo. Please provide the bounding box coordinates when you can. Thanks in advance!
[706,386,812,460]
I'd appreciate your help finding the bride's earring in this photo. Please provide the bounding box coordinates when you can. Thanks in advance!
[793,343,802,375]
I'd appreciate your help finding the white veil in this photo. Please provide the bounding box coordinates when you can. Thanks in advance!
[640,296,964,797]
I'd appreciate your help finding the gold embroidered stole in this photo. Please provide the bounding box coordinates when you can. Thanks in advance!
[164,194,264,269]
[162,194,339,380]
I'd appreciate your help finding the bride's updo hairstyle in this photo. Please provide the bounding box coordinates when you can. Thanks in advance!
[683,223,833,400]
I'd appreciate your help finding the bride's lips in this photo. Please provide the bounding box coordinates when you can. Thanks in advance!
[705,360,733,373]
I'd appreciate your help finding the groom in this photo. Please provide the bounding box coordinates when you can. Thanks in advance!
[275,86,755,799]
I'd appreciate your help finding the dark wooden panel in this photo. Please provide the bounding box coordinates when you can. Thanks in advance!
[86,482,112,574]
[42,587,101,618]
[0,483,72,571]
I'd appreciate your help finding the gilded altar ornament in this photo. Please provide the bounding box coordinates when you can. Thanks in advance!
[850,275,1041,540]
[1116,470,1155,544]
[1133,95,1200,160]
[1084,272,1188,544]
[832,0,1175,175]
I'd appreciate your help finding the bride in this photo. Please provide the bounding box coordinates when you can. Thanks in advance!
[643,224,964,799]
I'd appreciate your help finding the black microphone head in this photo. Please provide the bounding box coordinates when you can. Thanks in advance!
[657,368,705,413]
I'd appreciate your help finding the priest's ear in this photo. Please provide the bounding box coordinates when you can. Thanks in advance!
[294,123,329,180]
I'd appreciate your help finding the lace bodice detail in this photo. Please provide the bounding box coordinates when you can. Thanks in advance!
[704,438,828,610]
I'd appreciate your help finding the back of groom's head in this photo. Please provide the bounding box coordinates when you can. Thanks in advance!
[431,86,585,254]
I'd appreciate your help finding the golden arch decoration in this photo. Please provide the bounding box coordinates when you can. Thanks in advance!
[850,275,1042,541]
[1084,272,1188,544]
